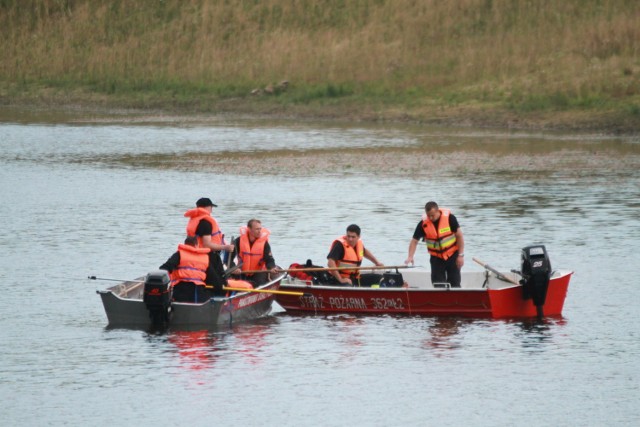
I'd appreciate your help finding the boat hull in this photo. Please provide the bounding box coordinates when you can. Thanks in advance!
[275,270,572,319]
[98,276,283,329]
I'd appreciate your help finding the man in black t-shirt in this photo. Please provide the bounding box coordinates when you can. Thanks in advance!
[405,201,465,287]
[327,224,383,286]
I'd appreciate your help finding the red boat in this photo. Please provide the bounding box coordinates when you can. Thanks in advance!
[276,246,573,319]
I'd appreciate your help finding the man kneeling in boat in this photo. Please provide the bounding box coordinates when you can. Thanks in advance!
[159,236,227,303]
[327,224,383,286]
[229,219,280,286]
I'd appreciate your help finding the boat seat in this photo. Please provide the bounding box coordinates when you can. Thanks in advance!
[433,282,450,289]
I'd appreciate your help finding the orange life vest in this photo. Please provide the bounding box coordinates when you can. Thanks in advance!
[422,208,459,260]
[184,207,223,246]
[238,226,271,275]
[170,244,211,286]
[226,279,254,290]
[332,236,364,278]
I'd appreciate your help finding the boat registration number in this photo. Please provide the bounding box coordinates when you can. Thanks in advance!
[299,295,405,310]
[370,297,405,310]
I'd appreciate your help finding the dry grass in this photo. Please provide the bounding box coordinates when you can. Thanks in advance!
[1,0,639,122]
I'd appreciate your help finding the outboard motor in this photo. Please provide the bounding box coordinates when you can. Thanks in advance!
[520,245,552,320]
[143,270,172,327]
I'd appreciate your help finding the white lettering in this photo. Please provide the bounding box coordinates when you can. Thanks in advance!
[369,297,405,310]
[328,297,367,309]
[236,291,270,308]
[300,294,325,309]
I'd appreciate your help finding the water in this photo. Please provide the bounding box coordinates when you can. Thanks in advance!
[1,110,639,426]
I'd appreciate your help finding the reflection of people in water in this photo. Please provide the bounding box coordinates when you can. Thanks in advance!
[424,318,466,353]
[168,330,220,371]
[232,323,272,366]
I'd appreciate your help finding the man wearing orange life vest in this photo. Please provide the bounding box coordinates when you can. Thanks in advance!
[327,224,383,286]
[230,219,279,286]
[405,201,465,288]
[184,197,235,255]
[159,236,227,303]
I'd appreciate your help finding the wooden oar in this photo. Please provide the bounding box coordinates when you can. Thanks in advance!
[222,287,304,296]
[240,264,412,275]
[472,258,519,285]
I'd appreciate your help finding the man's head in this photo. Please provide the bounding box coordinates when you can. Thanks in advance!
[184,236,199,247]
[196,197,217,212]
[247,219,263,240]
[345,224,361,247]
[425,201,441,222]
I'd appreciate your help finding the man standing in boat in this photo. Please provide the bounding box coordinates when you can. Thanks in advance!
[405,201,465,288]
[229,219,279,286]
[184,197,235,256]
[159,236,227,302]
[327,224,383,286]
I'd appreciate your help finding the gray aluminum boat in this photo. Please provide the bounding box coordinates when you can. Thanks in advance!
[97,271,284,329]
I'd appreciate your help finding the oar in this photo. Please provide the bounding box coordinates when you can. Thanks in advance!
[222,287,304,296]
[88,275,142,283]
[472,258,519,285]
[240,264,412,275]
[225,235,234,269]
[223,262,243,278]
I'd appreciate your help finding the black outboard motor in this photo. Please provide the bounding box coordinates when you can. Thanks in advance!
[520,245,552,320]
[143,270,172,327]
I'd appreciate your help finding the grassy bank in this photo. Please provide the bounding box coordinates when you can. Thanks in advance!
[1,0,639,132]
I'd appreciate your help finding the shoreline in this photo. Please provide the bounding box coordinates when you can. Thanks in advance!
[1,92,638,135]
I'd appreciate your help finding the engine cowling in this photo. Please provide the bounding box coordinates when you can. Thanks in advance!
[520,245,552,319]
[143,270,172,327]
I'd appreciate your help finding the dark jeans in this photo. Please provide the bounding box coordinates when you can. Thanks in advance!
[172,282,212,303]
[430,253,461,288]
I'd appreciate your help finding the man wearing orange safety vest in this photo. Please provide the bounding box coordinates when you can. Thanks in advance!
[405,201,465,288]
[184,197,235,255]
[327,224,383,286]
[159,236,227,302]
[230,219,279,286]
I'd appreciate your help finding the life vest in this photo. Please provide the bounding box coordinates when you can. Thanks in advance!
[226,279,254,290]
[421,208,459,260]
[170,244,211,286]
[332,236,364,278]
[238,226,271,275]
[184,207,222,246]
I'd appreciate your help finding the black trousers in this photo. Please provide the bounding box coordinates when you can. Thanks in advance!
[430,253,461,288]
[172,282,212,303]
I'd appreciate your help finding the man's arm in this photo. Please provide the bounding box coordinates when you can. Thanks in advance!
[159,252,180,272]
[455,228,465,269]
[327,242,350,284]
[263,241,278,272]
[405,238,419,265]
[363,248,383,266]
[405,221,424,265]
[201,234,235,253]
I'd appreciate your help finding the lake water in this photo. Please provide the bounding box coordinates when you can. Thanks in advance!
[1,108,639,426]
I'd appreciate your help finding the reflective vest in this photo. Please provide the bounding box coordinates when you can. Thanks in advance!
[184,207,223,246]
[422,208,459,260]
[170,244,211,286]
[332,236,364,278]
[238,226,270,275]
